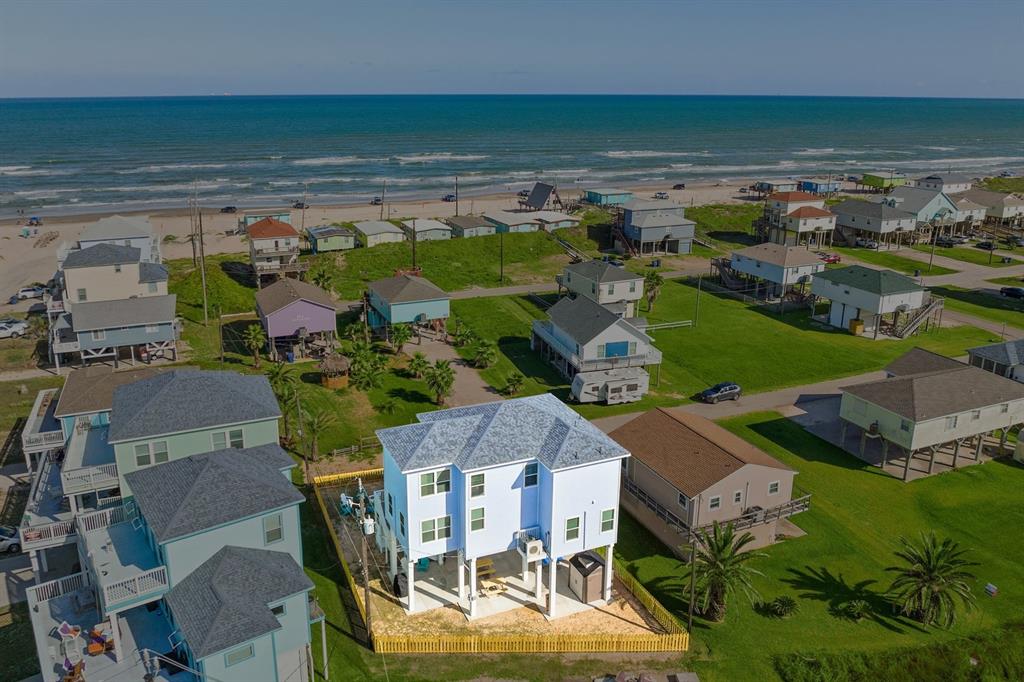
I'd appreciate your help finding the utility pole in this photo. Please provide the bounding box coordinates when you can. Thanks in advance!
[499,231,505,284]
[217,306,225,365]
[928,221,938,274]
[294,390,308,483]
[360,511,373,643]
[687,494,701,633]
[694,275,702,326]
[301,183,308,232]
[412,229,417,269]
[198,202,209,326]
[379,180,387,221]
[455,175,459,216]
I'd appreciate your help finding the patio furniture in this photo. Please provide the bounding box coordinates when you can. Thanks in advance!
[476,558,496,580]
[87,641,105,656]
[73,589,96,613]
[415,557,430,573]
[57,621,81,641]
[62,661,85,682]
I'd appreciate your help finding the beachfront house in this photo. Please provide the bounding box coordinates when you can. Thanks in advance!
[53,243,168,321]
[914,174,973,194]
[810,265,938,338]
[58,216,162,266]
[483,211,541,233]
[968,339,1024,383]
[557,260,645,317]
[255,278,338,359]
[859,171,908,192]
[612,409,807,551]
[583,188,634,206]
[366,274,450,332]
[374,393,629,619]
[238,210,292,233]
[879,186,958,237]
[247,217,307,284]
[445,215,497,238]
[831,198,917,248]
[531,210,580,231]
[618,199,695,255]
[797,177,841,195]
[953,196,988,229]
[838,352,1024,480]
[401,218,453,241]
[728,243,825,298]
[354,220,407,247]
[949,188,1024,225]
[306,225,355,253]
[753,179,799,196]
[531,295,660,403]
[759,191,837,246]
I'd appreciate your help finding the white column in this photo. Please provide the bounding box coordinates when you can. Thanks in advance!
[547,558,558,619]
[320,620,328,681]
[534,561,543,603]
[603,544,614,602]
[406,559,416,613]
[39,548,49,573]
[109,613,122,663]
[68,495,79,514]
[30,551,41,585]
[456,550,465,601]
[468,557,478,618]
[521,551,528,582]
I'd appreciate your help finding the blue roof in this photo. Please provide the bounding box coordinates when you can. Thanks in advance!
[377,393,629,473]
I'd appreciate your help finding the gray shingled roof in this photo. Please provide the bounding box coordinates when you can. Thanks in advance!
[63,243,140,269]
[813,266,923,296]
[631,212,696,229]
[885,186,955,216]
[842,366,1024,421]
[951,188,1024,208]
[917,173,974,184]
[885,347,964,377]
[255,278,337,316]
[139,261,168,283]
[547,295,648,345]
[565,260,643,284]
[377,392,628,473]
[125,444,300,542]
[732,243,824,269]
[968,339,1024,367]
[622,199,680,212]
[108,370,280,442]
[368,274,448,304]
[165,546,312,659]
[831,199,915,221]
[446,215,493,230]
[69,294,177,332]
[79,215,154,242]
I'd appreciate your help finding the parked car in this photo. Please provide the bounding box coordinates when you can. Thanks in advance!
[0,525,20,553]
[219,206,237,214]
[652,191,669,200]
[738,187,749,193]
[933,235,955,247]
[672,183,686,190]
[953,235,970,245]
[369,196,383,205]
[976,241,996,251]
[0,320,29,339]
[699,382,742,404]
[292,201,309,209]
[1000,287,1024,300]
[855,237,879,249]
[815,251,841,264]
[16,286,45,300]
[517,189,530,198]
[441,193,457,203]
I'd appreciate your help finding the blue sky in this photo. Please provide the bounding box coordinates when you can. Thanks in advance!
[2,0,1022,98]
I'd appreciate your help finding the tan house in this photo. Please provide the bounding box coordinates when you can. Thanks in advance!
[950,188,1024,224]
[60,243,168,307]
[557,260,645,317]
[611,409,808,552]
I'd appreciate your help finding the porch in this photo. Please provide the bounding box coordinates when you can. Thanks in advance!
[80,515,169,613]
[21,388,64,465]
[60,424,118,496]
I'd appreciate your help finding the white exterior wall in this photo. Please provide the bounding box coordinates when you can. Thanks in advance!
[956,207,987,223]
[547,459,622,558]
[811,277,925,317]
[835,212,916,234]
[578,322,651,363]
[563,273,644,309]
[781,214,836,234]
[461,460,541,561]
[731,256,824,286]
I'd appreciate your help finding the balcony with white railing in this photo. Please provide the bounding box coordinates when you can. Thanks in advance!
[21,453,75,551]
[21,388,64,455]
[50,316,80,354]
[532,320,662,372]
[81,517,168,614]
[60,424,119,496]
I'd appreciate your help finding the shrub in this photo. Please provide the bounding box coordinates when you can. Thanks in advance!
[844,599,869,622]
[770,595,799,618]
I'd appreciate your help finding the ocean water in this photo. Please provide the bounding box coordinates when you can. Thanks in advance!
[1,95,1023,217]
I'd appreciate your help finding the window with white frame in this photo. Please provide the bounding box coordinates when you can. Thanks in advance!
[1000,403,1010,414]
[945,415,958,430]
[133,440,168,466]
[733,490,743,505]
[91,329,105,341]
[600,509,615,533]
[607,283,615,296]
[263,513,283,544]
[114,264,122,273]
[271,604,286,617]
[470,473,485,498]
[971,409,981,421]
[145,324,160,333]
[470,507,485,532]
[148,282,158,294]
[225,644,254,667]
[629,281,636,293]
[900,419,911,432]
[399,513,405,537]
[419,469,451,497]
[709,495,721,510]
[387,493,393,517]
[678,492,688,509]
[421,515,452,543]
[524,462,538,487]
[77,288,87,302]
[212,428,244,450]
[565,516,580,541]
[768,481,780,495]
[597,344,606,358]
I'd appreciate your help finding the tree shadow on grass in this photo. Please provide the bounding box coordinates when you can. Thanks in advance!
[781,565,924,634]
[497,336,569,390]
[386,387,432,405]
[219,260,257,288]
[706,230,759,248]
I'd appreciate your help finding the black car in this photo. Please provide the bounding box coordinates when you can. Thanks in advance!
[293,201,309,209]
[1000,287,1024,300]
[699,382,742,404]
[441,193,457,202]
[219,205,237,214]
[933,235,955,247]
[977,241,996,251]
[369,196,383,205]
[672,183,686,190]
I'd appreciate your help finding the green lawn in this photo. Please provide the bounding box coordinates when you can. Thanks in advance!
[987,275,1024,287]
[930,285,1024,331]
[452,278,996,419]
[980,176,1024,194]
[833,246,957,276]
[912,244,1020,268]
[687,203,762,252]
[616,411,1024,682]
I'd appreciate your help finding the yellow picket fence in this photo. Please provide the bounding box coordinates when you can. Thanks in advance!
[613,556,688,637]
[313,467,384,487]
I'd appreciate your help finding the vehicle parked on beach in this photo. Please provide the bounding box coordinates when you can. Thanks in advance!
[1000,287,1024,300]
[441,193,456,202]
[16,286,45,300]
[219,205,237,213]
[855,237,879,249]
[672,183,686,190]
[976,241,996,251]
[699,382,742,404]
[292,201,309,209]
[815,251,841,264]
[369,196,382,205]
[652,192,669,200]
[0,320,29,339]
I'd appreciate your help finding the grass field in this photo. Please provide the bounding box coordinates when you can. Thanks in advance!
[616,411,1024,682]
[912,244,1020,268]
[980,176,1024,194]
[687,203,762,252]
[833,246,957,276]
[987,275,1024,287]
[452,278,996,419]
[931,285,1024,331]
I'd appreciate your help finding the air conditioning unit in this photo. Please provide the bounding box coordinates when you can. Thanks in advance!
[522,539,545,561]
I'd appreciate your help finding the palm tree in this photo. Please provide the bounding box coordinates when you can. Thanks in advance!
[265,363,299,442]
[377,397,398,415]
[389,323,413,355]
[644,270,665,313]
[309,263,335,291]
[453,325,477,348]
[243,324,267,369]
[350,352,387,391]
[407,351,430,379]
[689,521,765,622]
[504,370,525,396]
[472,341,498,369]
[425,359,456,405]
[304,409,337,463]
[886,532,978,628]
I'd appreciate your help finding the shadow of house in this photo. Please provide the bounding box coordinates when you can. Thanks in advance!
[385,386,432,406]
[746,416,879,473]
[497,334,568,390]
[220,259,258,288]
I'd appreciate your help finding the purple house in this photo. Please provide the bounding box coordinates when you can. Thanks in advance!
[255,278,338,358]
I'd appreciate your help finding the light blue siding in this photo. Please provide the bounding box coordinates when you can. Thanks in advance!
[199,631,277,682]
[76,321,176,351]
[367,291,450,328]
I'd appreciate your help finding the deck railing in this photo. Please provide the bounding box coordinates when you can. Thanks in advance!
[76,503,128,534]
[22,429,64,450]
[61,463,119,495]
[102,566,168,609]
[26,571,88,605]
[20,519,77,551]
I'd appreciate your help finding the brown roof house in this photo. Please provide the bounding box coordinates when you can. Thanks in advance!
[610,409,809,552]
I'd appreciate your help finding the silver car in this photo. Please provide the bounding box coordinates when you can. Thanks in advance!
[0,320,29,339]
